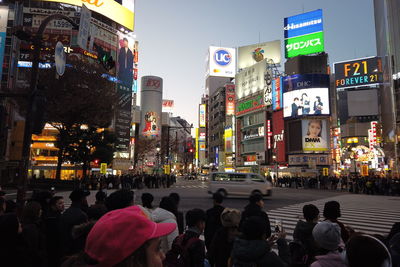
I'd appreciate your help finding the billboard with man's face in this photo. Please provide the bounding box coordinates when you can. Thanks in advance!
[302,119,329,152]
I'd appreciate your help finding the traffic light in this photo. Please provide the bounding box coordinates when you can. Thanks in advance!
[94,43,115,71]
[31,85,47,135]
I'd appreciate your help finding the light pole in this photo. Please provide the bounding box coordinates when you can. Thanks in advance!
[156,144,161,173]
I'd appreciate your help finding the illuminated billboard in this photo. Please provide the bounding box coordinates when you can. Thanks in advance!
[283,88,330,118]
[302,119,329,152]
[225,84,235,115]
[41,0,134,31]
[285,31,324,58]
[235,59,269,99]
[238,40,281,69]
[199,104,206,128]
[334,57,383,89]
[207,46,236,78]
[272,77,283,111]
[283,74,329,91]
[224,127,233,153]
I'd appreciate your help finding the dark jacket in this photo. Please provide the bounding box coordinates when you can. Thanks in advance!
[208,227,239,267]
[182,228,206,267]
[44,209,62,267]
[231,238,289,267]
[240,203,271,238]
[205,204,225,250]
[293,220,318,262]
[22,221,48,267]
[176,211,185,234]
[59,203,88,256]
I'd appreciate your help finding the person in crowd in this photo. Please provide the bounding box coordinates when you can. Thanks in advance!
[44,196,65,267]
[31,190,53,218]
[323,201,350,243]
[205,192,225,250]
[61,206,176,267]
[169,192,185,234]
[0,213,27,266]
[311,221,346,267]
[293,204,320,264]
[388,221,400,241]
[208,208,241,267]
[151,196,179,253]
[59,189,90,256]
[5,199,16,213]
[0,196,5,215]
[87,190,108,220]
[21,200,47,267]
[240,193,271,238]
[346,234,392,267]
[105,189,134,211]
[165,208,207,267]
[141,192,155,215]
[230,215,289,267]
[389,232,400,267]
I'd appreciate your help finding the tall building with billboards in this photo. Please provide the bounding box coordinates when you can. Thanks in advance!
[374,0,400,174]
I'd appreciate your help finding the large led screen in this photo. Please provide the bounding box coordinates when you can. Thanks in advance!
[302,119,329,152]
[283,88,330,118]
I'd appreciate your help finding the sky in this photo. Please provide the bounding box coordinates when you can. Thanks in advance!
[134,0,377,128]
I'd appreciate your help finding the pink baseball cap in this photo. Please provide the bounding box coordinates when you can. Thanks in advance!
[85,205,176,266]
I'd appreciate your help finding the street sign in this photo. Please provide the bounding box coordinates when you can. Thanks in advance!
[100,163,107,174]
[322,167,329,176]
[164,165,170,175]
[54,41,66,76]
[77,4,91,50]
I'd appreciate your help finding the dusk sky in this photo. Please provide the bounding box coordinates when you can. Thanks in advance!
[135,0,376,129]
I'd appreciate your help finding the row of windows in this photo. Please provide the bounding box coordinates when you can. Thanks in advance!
[242,112,264,127]
[212,173,264,182]
[242,140,264,153]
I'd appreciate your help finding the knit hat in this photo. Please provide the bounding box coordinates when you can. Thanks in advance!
[220,208,241,227]
[312,221,341,251]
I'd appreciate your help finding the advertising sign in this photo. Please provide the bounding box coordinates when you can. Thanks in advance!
[225,84,235,116]
[162,100,174,108]
[283,88,330,118]
[236,94,264,116]
[224,127,233,153]
[117,32,136,91]
[272,77,283,111]
[334,57,383,89]
[41,0,135,31]
[302,119,329,152]
[238,40,281,69]
[285,31,324,58]
[100,163,107,174]
[199,104,206,128]
[207,46,236,78]
[288,154,328,166]
[235,59,268,99]
[0,6,8,79]
[283,74,329,92]
[243,126,264,140]
[284,9,323,39]
[77,4,91,50]
[272,110,285,163]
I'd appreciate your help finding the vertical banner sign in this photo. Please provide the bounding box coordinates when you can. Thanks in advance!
[361,165,369,176]
[267,120,272,149]
[0,6,8,80]
[225,84,235,115]
[195,128,199,160]
[100,163,107,174]
[199,104,206,127]
[77,4,91,50]
[272,77,282,110]
[369,121,378,149]
[224,127,233,153]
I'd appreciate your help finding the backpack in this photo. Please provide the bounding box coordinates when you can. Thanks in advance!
[289,240,309,267]
[164,234,200,267]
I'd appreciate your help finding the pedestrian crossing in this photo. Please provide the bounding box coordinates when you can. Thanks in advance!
[266,194,400,242]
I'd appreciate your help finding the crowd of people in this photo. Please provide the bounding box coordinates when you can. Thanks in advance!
[0,188,399,267]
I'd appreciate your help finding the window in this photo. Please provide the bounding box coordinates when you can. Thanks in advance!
[229,173,246,182]
[251,174,265,183]
[212,173,230,181]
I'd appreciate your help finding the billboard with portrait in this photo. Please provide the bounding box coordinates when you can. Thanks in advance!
[283,88,330,118]
[302,119,329,152]
[117,32,137,91]
[238,40,281,70]
[206,46,236,78]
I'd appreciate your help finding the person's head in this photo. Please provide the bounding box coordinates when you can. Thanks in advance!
[346,234,392,267]
[123,37,128,47]
[212,192,224,205]
[220,208,241,228]
[95,191,107,204]
[185,208,206,233]
[22,201,42,225]
[84,206,176,267]
[49,196,65,213]
[294,97,299,104]
[323,201,341,220]
[105,189,134,211]
[242,216,269,240]
[312,221,341,252]
[69,189,90,206]
[301,93,308,100]
[141,193,154,209]
[315,96,321,102]
[169,193,180,206]
[303,204,319,223]
[249,193,264,208]
[307,120,322,138]
[159,196,177,214]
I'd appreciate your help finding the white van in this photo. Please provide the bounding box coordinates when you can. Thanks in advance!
[208,172,272,198]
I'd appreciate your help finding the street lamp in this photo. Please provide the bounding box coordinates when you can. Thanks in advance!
[156,144,161,173]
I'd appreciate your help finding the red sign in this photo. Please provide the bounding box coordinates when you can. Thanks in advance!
[162,100,174,108]
[246,155,257,161]
[273,77,282,110]
[272,110,286,163]
[225,84,235,115]
[267,120,272,149]
[145,78,161,89]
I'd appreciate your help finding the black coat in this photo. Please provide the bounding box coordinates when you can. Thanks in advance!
[44,209,62,267]
[22,222,48,267]
[207,227,239,267]
[182,229,206,267]
[240,203,271,238]
[204,205,225,249]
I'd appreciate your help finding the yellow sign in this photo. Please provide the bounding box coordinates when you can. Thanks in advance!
[40,0,134,31]
[100,163,107,174]
[322,168,329,176]
[164,165,170,175]
[361,165,369,176]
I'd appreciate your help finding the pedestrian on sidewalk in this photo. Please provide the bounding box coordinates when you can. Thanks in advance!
[240,193,271,238]
[205,192,225,251]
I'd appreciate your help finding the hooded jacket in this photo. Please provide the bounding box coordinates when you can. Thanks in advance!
[293,220,318,258]
[231,238,289,267]
[151,207,179,252]
[310,252,347,267]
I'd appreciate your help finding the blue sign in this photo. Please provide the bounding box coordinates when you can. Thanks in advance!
[284,9,323,39]
[283,74,329,92]
[214,49,232,66]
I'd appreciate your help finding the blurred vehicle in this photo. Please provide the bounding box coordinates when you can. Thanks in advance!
[198,173,208,181]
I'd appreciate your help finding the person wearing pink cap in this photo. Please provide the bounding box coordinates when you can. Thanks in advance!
[61,205,176,267]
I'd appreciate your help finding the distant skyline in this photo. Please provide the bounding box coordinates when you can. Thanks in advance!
[135,0,376,128]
